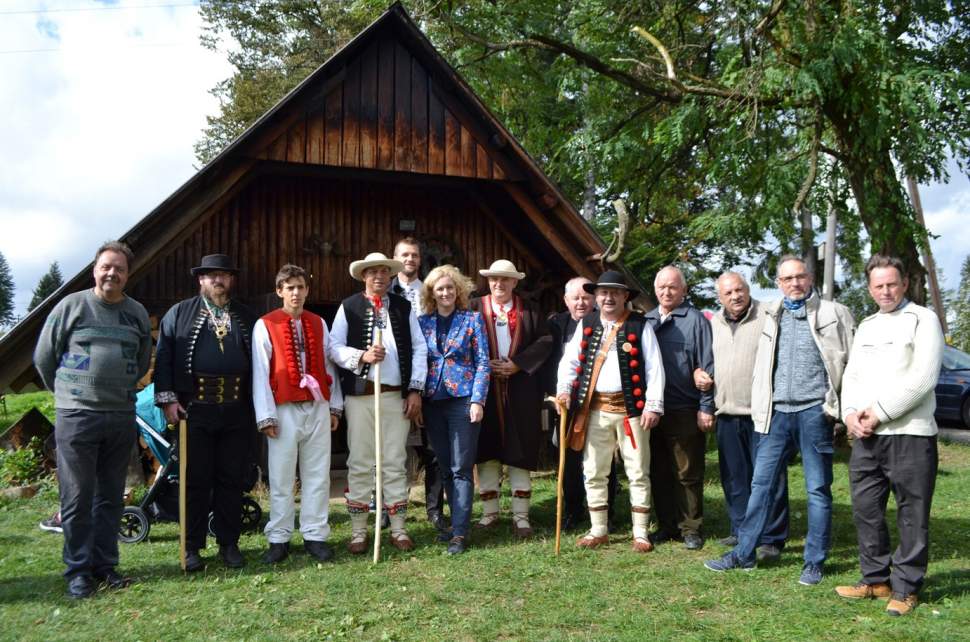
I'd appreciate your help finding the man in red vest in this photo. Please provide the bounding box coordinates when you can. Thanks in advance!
[252,264,343,563]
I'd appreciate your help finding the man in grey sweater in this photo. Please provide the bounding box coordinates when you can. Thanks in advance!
[34,241,152,599]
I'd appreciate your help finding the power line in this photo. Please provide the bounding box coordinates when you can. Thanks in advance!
[0,2,199,15]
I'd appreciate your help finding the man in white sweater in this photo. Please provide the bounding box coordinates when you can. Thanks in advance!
[836,255,944,617]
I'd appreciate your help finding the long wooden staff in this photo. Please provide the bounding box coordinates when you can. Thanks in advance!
[178,418,188,571]
[553,398,569,556]
[372,326,383,564]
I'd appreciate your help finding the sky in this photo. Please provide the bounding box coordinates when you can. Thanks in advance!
[0,0,968,322]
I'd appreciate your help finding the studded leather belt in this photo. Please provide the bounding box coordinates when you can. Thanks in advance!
[591,391,626,414]
[193,374,243,404]
[354,381,402,396]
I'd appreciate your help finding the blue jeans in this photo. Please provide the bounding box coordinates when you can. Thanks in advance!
[716,414,789,546]
[734,405,833,565]
[424,396,480,538]
[55,409,136,579]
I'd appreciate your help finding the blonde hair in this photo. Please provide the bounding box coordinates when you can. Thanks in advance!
[420,264,475,315]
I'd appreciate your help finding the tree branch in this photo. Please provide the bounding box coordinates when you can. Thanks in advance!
[754,0,787,36]
[793,117,822,215]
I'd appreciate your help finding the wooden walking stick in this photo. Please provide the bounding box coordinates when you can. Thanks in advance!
[178,418,188,571]
[546,396,569,556]
[372,325,383,564]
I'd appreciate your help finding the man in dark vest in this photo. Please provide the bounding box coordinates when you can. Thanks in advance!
[154,254,259,571]
[556,271,665,551]
[330,252,428,553]
[471,259,553,538]
[252,264,343,564]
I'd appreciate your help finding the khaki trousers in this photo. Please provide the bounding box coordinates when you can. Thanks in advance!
[583,410,651,509]
[345,392,410,509]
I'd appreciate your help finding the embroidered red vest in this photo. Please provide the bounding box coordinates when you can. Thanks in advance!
[262,308,332,405]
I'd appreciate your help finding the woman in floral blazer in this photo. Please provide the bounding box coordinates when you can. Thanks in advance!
[418,265,490,554]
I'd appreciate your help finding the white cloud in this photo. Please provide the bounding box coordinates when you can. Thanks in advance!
[0,1,232,316]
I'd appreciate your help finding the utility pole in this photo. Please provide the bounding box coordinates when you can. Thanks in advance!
[906,175,949,334]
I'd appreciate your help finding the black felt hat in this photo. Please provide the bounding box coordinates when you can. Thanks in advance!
[583,270,639,298]
[191,254,240,276]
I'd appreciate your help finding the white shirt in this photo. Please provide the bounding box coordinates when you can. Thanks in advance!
[394,276,423,315]
[330,295,428,390]
[556,316,665,414]
[491,298,513,358]
[251,315,344,426]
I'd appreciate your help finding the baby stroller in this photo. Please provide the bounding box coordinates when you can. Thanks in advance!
[118,384,263,543]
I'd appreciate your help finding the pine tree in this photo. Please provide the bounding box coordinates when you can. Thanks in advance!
[0,251,14,327]
[949,255,970,352]
[28,261,64,312]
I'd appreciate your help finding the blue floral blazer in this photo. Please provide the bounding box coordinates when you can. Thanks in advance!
[419,310,491,405]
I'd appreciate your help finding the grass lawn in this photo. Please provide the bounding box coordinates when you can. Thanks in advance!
[1,436,968,640]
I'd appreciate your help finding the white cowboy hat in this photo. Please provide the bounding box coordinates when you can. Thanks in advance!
[479,259,525,280]
[349,252,405,281]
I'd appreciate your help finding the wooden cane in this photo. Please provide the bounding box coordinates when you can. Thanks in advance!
[554,399,568,556]
[372,328,383,564]
[178,418,188,571]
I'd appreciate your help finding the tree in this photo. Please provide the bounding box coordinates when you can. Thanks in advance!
[28,261,63,312]
[195,1,969,302]
[948,255,970,352]
[0,251,14,327]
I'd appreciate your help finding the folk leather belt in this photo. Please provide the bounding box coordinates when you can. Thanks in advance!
[354,381,402,396]
[193,374,243,404]
[590,391,626,414]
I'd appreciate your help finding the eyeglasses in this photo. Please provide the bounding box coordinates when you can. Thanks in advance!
[777,274,810,284]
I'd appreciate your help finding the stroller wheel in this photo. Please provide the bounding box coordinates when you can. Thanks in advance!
[119,506,150,544]
[240,497,263,532]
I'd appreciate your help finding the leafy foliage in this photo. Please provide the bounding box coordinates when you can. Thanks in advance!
[947,254,970,352]
[27,262,63,313]
[0,437,44,488]
[0,251,14,327]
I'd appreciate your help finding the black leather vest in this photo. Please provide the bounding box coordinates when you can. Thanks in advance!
[570,312,649,418]
[338,292,413,398]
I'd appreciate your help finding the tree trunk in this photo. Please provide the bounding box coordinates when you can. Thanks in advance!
[824,106,927,304]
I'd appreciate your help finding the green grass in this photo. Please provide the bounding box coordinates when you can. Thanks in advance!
[1,391,55,429]
[1,442,969,641]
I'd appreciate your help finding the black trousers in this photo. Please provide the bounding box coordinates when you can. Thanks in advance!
[650,408,707,537]
[185,402,253,550]
[419,426,445,516]
[849,434,938,595]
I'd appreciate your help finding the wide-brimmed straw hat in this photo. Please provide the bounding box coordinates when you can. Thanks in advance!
[349,252,405,281]
[478,259,525,280]
[583,270,639,298]
[191,254,240,276]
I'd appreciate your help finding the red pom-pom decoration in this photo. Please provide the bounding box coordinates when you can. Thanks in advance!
[578,353,587,362]
[632,374,641,383]
[627,333,637,342]
[575,366,583,374]
[630,360,639,368]
[635,400,645,409]
[634,388,643,397]
[580,340,588,349]
[630,347,639,356]
[572,380,580,389]
[583,327,593,336]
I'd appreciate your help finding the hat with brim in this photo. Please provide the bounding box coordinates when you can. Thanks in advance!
[191,254,240,276]
[583,270,639,298]
[349,252,405,281]
[479,259,525,280]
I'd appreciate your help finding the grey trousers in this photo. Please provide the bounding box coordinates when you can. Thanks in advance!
[849,434,937,595]
[55,408,135,579]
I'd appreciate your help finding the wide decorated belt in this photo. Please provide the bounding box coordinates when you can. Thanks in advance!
[590,391,626,414]
[193,373,243,404]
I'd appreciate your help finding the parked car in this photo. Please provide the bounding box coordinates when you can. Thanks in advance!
[935,345,970,429]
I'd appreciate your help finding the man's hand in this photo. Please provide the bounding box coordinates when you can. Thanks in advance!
[261,423,279,439]
[693,368,714,392]
[555,393,571,414]
[330,413,340,432]
[404,392,423,424]
[697,411,715,433]
[489,358,521,378]
[845,412,872,440]
[361,344,386,364]
[163,401,186,425]
[469,402,484,423]
[858,407,881,434]
[640,411,661,430]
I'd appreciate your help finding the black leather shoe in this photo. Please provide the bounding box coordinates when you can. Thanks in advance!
[94,569,134,590]
[436,527,454,543]
[428,511,449,533]
[219,544,245,569]
[184,549,204,572]
[304,540,335,563]
[684,533,705,550]
[446,536,467,555]
[648,530,680,545]
[262,542,290,564]
[66,575,96,599]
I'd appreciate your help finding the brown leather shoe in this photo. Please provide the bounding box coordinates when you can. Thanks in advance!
[576,533,608,549]
[390,532,415,551]
[632,537,654,553]
[512,523,534,539]
[346,534,368,555]
[475,513,500,530]
[835,582,892,599]
[886,593,918,616]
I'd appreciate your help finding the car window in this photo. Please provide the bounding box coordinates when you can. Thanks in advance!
[942,345,970,370]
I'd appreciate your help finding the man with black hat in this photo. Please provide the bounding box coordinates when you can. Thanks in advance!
[154,254,259,571]
[556,271,665,551]
[330,252,427,553]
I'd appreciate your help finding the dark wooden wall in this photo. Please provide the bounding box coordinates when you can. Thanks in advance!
[128,173,563,316]
[260,34,513,181]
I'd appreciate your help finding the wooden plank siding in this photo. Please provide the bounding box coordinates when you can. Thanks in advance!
[270,33,512,181]
[126,174,552,316]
